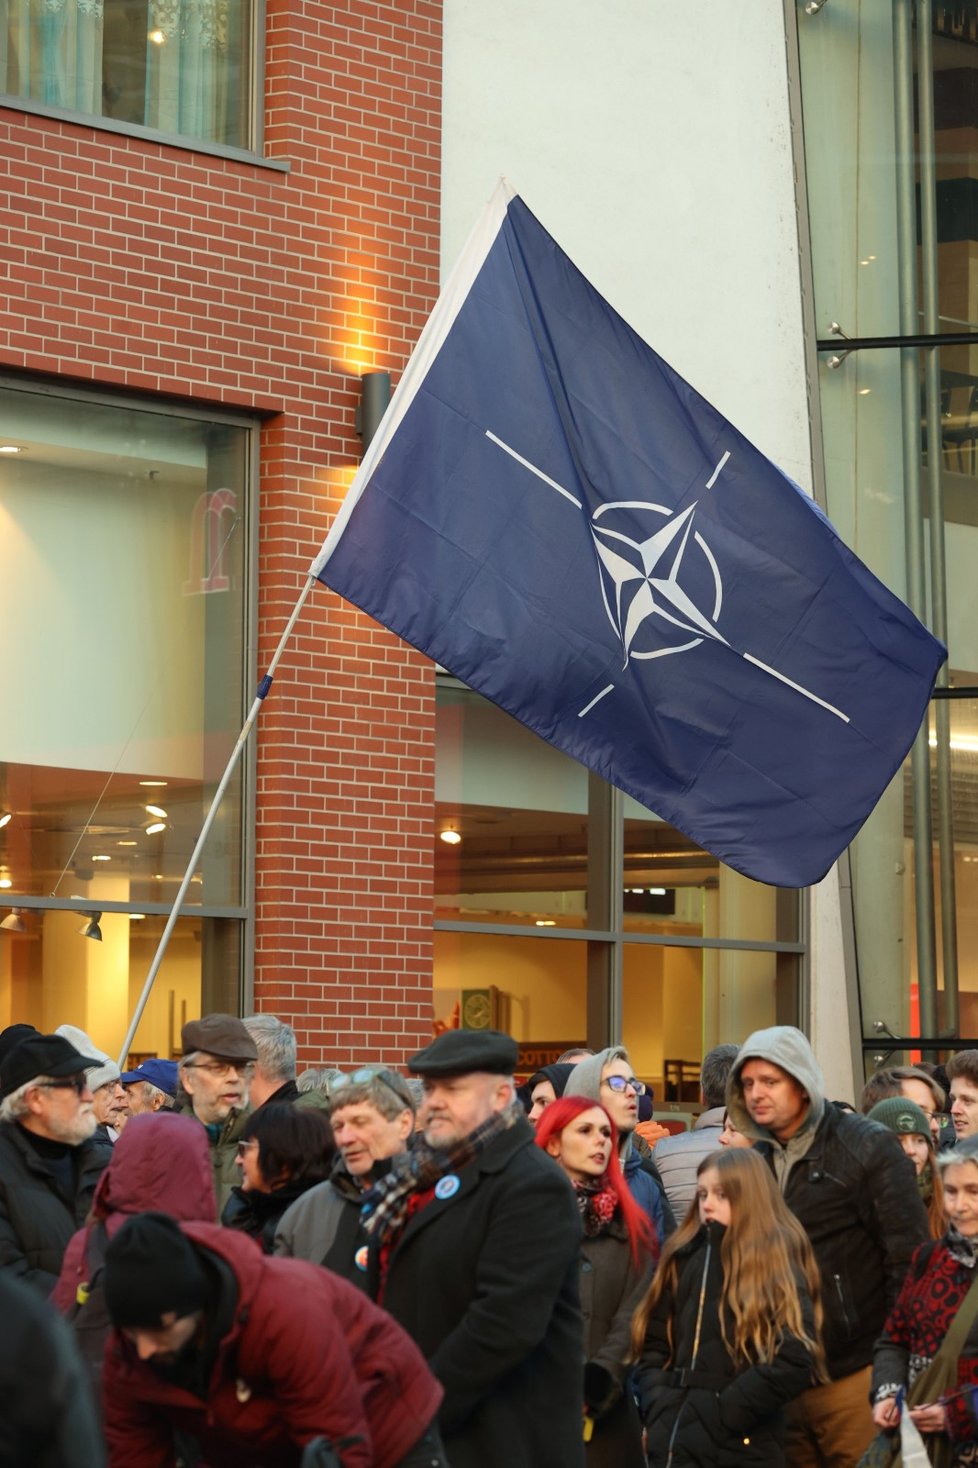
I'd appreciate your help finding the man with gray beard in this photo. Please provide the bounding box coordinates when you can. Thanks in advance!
[0,1033,107,1292]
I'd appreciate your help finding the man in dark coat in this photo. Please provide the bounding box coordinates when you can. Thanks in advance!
[727,1025,930,1468]
[0,1269,106,1466]
[365,1028,585,1468]
[101,1211,447,1467]
[0,1032,108,1292]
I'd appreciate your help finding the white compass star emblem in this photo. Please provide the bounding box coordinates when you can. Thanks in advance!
[591,500,726,668]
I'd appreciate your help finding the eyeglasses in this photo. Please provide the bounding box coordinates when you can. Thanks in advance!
[183,1060,255,1078]
[235,1138,259,1155]
[602,1075,646,1096]
[34,1076,89,1095]
[334,1066,413,1109]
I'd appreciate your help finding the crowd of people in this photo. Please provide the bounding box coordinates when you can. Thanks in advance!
[1,1011,978,1466]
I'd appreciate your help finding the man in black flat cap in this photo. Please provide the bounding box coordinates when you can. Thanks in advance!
[178,1013,259,1217]
[0,1032,108,1291]
[363,1028,585,1468]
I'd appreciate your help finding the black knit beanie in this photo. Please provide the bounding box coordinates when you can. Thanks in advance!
[103,1212,209,1328]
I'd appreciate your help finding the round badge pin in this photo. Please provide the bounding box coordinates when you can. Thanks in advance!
[354,1245,369,1272]
[435,1174,460,1200]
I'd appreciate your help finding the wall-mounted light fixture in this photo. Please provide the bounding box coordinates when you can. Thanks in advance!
[79,912,103,941]
[356,371,392,451]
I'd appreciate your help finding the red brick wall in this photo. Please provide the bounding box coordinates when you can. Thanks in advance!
[0,0,442,1064]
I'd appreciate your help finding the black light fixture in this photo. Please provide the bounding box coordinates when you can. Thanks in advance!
[356,371,392,450]
[79,911,103,942]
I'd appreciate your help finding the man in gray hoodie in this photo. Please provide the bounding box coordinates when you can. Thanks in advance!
[727,1025,928,1468]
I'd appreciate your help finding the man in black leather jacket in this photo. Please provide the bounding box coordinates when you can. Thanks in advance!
[727,1025,929,1468]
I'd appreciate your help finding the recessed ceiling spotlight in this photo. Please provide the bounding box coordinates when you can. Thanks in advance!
[439,827,462,846]
[92,854,111,862]
[0,445,23,454]
[144,804,168,819]
[139,780,168,787]
[145,822,166,836]
[0,813,10,829]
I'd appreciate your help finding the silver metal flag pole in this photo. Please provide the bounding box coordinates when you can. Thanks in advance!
[117,572,318,1068]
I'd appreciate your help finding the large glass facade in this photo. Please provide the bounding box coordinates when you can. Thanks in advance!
[1,0,258,149]
[795,0,978,1070]
[435,676,802,1099]
[0,379,253,1061]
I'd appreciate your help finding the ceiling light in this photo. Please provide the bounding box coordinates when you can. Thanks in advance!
[0,813,11,829]
[78,912,102,941]
[535,919,557,927]
[117,840,137,847]
[0,877,11,891]
[144,804,168,819]
[131,913,146,921]
[0,909,25,933]
[92,854,111,862]
[145,822,166,836]
[439,827,462,846]
[139,780,168,787]
[0,445,23,454]
[148,28,165,44]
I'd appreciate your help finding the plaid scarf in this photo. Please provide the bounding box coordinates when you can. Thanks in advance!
[361,1101,522,1246]
[574,1176,619,1238]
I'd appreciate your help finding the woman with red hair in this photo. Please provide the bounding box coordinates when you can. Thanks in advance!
[536,1094,658,1467]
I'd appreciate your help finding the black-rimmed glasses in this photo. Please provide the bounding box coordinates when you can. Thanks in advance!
[602,1075,646,1096]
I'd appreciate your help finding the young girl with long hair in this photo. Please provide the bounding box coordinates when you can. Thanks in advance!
[536,1095,658,1468]
[632,1148,825,1468]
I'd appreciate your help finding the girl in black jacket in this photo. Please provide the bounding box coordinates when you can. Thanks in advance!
[632,1148,825,1468]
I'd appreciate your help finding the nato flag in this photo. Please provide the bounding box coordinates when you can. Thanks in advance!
[312,184,945,887]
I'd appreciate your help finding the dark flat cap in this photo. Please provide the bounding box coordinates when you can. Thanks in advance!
[409,1028,519,1077]
[0,1033,99,1099]
[181,1013,257,1063]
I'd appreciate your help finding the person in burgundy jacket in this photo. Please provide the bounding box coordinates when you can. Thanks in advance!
[100,1212,446,1468]
[52,1110,218,1314]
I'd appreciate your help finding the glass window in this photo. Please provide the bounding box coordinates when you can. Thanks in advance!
[1,0,256,149]
[0,380,252,1057]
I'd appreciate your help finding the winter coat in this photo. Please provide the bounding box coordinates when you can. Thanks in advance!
[727,1028,930,1379]
[651,1108,725,1219]
[273,1159,376,1288]
[176,1096,251,1217]
[623,1139,672,1240]
[221,1177,322,1254]
[103,1222,443,1468]
[753,1106,928,1378]
[579,1219,652,1468]
[371,1115,586,1468]
[873,1234,978,1453]
[0,1269,106,1467]
[0,1120,107,1293]
[52,1111,216,1311]
[635,1222,817,1468]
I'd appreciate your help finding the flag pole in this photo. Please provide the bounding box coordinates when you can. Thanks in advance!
[117,572,319,1068]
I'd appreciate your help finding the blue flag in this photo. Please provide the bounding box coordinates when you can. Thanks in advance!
[313,184,945,887]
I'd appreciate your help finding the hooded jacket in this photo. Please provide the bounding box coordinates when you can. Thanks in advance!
[51,1111,217,1315]
[727,1026,929,1379]
[102,1222,443,1468]
[566,1047,673,1240]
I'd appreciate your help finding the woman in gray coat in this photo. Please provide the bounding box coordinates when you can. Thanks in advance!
[537,1094,658,1467]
